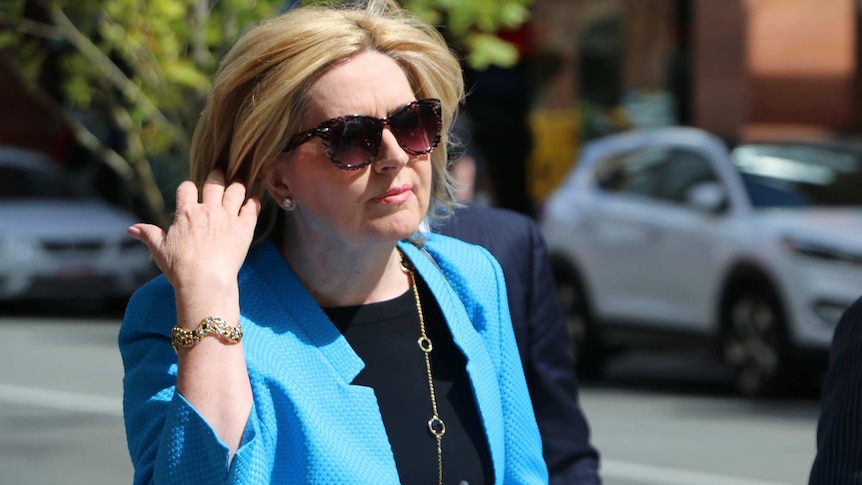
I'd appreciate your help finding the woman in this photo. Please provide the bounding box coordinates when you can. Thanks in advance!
[119,1,548,483]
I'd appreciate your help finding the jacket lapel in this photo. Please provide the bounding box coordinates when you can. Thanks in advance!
[241,242,401,481]
[244,240,365,384]
[399,240,506,482]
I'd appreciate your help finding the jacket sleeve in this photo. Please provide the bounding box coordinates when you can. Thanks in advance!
[524,224,601,485]
[810,296,862,484]
[119,278,265,484]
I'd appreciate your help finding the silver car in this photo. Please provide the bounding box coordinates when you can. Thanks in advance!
[0,146,157,303]
[540,127,862,396]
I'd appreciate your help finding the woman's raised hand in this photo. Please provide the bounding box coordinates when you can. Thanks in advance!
[128,170,258,453]
[128,170,261,291]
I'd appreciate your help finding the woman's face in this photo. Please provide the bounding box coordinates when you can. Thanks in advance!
[271,50,433,248]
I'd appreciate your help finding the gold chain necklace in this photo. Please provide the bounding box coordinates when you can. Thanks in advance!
[400,252,445,485]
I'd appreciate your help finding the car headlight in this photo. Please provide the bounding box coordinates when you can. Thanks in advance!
[783,237,862,265]
[813,299,851,327]
[0,238,38,260]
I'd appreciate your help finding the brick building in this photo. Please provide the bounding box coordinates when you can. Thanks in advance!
[528,0,861,200]
[0,58,66,158]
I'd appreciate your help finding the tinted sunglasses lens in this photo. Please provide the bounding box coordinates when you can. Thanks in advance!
[391,101,441,154]
[326,117,380,168]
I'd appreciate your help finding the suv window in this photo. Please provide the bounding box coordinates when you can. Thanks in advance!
[596,146,718,206]
[732,143,862,207]
[655,148,719,204]
[595,147,668,198]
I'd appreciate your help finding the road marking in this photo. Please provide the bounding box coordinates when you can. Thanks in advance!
[0,384,122,417]
[603,459,793,485]
[0,384,796,485]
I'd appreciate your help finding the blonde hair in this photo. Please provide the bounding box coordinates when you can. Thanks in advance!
[189,0,465,240]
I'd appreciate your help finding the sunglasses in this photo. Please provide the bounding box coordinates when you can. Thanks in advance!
[283,98,442,170]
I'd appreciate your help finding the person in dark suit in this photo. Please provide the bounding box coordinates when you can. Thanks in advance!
[809,295,862,484]
[436,203,602,484]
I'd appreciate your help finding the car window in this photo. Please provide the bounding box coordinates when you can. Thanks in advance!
[655,148,719,204]
[594,146,719,208]
[595,147,668,199]
[0,164,94,200]
[731,143,862,207]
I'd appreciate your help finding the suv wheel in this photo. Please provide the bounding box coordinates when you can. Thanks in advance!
[721,285,788,397]
[553,265,605,379]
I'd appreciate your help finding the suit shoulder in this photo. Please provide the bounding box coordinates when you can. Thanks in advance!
[831,294,862,352]
[847,294,862,316]
[453,204,535,228]
[436,205,539,245]
[478,205,536,226]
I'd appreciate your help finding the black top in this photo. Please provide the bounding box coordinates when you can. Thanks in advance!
[323,276,493,485]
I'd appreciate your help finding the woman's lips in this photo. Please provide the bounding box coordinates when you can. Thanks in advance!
[371,185,413,204]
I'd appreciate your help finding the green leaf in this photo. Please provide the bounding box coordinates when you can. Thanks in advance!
[465,32,520,70]
[151,0,186,21]
[163,59,211,90]
[498,2,530,28]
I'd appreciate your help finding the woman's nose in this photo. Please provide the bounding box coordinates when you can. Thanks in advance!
[373,129,410,173]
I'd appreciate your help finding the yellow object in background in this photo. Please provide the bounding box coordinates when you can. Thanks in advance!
[527,108,581,202]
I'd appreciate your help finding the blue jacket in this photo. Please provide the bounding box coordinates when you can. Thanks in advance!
[120,235,549,484]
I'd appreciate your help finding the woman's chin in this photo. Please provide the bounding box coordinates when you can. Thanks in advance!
[367,213,422,241]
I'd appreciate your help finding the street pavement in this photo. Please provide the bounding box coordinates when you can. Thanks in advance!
[584,352,818,485]
[0,304,820,485]
[0,308,130,485]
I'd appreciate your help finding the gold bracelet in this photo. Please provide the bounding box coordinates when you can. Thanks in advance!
[171,316,243,353]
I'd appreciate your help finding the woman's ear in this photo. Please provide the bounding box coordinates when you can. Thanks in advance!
[264,159,293,206]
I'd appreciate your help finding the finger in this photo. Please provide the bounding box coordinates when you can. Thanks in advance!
[201,169,226,204]
[127,223,166,253]
[223,181,248,214]
[238,197,262,231]
[175,181,200,213]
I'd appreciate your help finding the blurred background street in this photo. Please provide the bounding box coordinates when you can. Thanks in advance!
[0,303,817,485]
[3,0,861,483]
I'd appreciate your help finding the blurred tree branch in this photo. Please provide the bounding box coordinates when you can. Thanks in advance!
[0,0,278,226]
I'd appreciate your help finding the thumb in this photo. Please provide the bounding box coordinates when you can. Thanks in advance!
[128,223,166,253]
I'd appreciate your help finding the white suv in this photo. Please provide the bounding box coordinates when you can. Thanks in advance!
[540,127,862,396]
[0,146,157,303]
